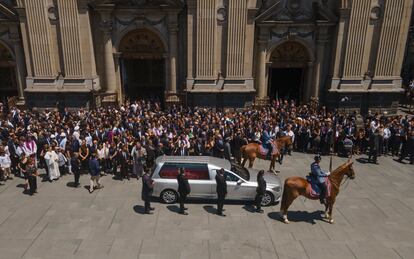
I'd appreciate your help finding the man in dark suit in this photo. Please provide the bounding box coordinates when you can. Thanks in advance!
[142,169,155,214]
[369,129,380,164]
[88,152,103,193]
[232,130,244,164]
[193,138,205,156]
[255,170,266,213]
[71,152,81,187]
[176,168,191,215]
[175,142,189,156]
[215,168,227,216]
[118,145,130,180]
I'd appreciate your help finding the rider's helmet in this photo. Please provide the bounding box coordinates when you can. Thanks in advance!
[314,154,322,162]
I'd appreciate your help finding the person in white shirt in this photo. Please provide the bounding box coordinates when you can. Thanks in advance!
[59,132,67,150]
[383,125,391,155]
[0,148,12,182]
[284,125,295,155]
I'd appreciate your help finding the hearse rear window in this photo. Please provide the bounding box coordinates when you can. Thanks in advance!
[159,163,210,180]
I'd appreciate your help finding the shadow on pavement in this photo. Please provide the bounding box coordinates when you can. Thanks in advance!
[242,204,256,213]
[268,210,325,224]
[356,157,370,164]
[167,205,180,213]
[66,182,78,188]
[133,205,146,214]
[203,205,217,215]
[16,183,26,188]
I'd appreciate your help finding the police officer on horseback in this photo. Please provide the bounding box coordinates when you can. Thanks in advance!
[261,126,272,158]
[310,155,330,204]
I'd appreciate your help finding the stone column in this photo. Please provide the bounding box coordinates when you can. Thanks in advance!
[313,27,328,98]
[9,33,26,104]
[97,6,117,99]
[305,62,315,101]
[331,8,350,89]
[113,52,123,104]
[167,23,179,102]
[103,30,117,94]
[256,39,268,102]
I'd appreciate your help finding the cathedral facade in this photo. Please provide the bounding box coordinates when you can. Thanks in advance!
[0,0,412,113]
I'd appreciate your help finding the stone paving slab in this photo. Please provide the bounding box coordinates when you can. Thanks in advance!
[0,153,413,258]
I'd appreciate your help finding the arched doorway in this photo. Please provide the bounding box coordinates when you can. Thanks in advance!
[268,41,310,102]
[119,29,166,101]
[0,43,17,98]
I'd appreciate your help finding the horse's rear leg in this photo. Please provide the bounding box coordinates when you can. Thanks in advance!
[280,189,298,224]
[248,158,255,168]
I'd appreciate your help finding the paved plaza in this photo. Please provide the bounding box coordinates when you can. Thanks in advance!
[0,153,413,259]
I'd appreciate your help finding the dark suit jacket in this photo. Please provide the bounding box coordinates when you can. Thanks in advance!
[256,175,267,195]
[194,143,204,156]
[88,158,100,176]
[177,173,191,195]
[141,174,154,201]
[175,148,189,156]
[215,173,227,196]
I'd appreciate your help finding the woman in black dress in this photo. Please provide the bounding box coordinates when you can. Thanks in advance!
[26,158,38,195]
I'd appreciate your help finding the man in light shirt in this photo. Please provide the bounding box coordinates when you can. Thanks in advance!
[383,124,391,156]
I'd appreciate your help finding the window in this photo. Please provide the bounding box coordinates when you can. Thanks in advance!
[224,171,240,182]
[159,163,210,180]
[230,163,250,181]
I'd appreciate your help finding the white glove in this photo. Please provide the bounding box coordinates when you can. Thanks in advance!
[326,171,331,176]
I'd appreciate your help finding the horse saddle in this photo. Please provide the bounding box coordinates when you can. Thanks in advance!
[306,175,331,199]
[259,142,278,157]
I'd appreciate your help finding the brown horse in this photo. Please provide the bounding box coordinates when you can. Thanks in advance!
[280,159,355,224]
[240,136,293,172]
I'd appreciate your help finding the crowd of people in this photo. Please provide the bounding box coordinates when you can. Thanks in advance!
[0,99,413,195]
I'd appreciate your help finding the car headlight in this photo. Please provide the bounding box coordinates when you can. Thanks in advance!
[272,186,281,193]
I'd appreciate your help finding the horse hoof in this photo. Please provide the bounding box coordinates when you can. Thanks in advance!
[283,219,290,224]
[329,219,334,224]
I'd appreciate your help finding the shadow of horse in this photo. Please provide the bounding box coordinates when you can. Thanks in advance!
[268,210,325,225]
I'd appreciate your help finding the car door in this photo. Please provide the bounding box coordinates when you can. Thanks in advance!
[222,170,247,200]
[184,163,215,198]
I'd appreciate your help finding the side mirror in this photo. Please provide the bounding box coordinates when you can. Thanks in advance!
[237,179,243,185]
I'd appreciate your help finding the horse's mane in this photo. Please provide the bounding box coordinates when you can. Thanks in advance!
[331,160,352,175]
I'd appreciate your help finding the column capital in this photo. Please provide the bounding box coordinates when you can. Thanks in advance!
[14,6,26,18]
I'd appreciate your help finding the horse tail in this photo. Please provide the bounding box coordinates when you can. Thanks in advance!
[280,180,289,213]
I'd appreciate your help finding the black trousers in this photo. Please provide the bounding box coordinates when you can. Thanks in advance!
[255,193,263,210]
[369,148,378,163]
[121,165,129,179]
[73,170,80,185]
[217,194,225,214]
[179,193,187,212]
[144,200,151,212]
[28,175,37,194]
[317,183,327,202]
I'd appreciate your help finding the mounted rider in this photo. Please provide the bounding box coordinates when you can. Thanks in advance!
[310,155,330,204]
[261,125,273,158]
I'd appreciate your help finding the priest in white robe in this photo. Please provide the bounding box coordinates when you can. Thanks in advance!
[44,146,60,181]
